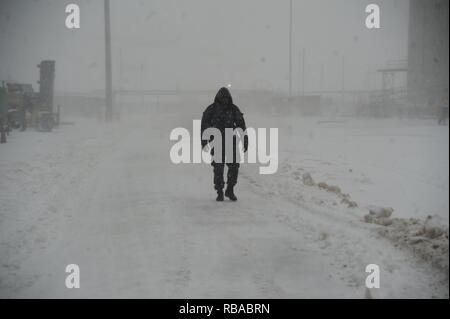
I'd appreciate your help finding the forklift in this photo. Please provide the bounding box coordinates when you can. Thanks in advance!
[0,60,57,144]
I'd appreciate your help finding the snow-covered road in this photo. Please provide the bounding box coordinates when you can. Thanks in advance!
[0,112,448,298]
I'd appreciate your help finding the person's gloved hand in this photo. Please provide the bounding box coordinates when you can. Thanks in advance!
[243,135,249,153]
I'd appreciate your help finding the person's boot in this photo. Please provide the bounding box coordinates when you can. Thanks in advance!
[216,189,224,202]
[225,186,237,201]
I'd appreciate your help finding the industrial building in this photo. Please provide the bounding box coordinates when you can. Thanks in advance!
[408,0,449,109]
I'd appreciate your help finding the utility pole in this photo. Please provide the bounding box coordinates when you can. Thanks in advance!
[140,63,144,108]
[118,48,123,111]
[298,51,301,95]
[119,48,123,91]
[320,63,324,92]
[341,55,345,107]
[300,48,305,96]
[104,0,113,122]
[288,0,293,97]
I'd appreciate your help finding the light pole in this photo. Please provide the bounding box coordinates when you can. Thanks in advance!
[342,55,345,107]
[104,0,113,122]
[288,0,293,97]
[140,63,144,108]
[299,48,305,96]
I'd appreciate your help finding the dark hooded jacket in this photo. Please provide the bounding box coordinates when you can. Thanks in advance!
[201,87,248,150]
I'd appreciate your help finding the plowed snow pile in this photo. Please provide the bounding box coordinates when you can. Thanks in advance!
[256,156,449,295]
[377,215,449,273]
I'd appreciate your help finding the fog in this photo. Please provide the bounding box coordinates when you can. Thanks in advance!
[1,0,409,94]
[1,1,448,299]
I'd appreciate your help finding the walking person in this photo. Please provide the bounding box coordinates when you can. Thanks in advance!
[201,87,248,201]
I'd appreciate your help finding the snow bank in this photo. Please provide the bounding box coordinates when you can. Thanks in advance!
[261,158,449,293]
[378,216,449,274]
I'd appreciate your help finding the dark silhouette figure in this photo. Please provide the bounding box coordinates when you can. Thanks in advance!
[438,96,449,125]
[201,87,248,201]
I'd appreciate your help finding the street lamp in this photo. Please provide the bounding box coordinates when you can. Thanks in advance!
[104,0,113,122]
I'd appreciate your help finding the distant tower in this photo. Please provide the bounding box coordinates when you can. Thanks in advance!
[407,0,449,106]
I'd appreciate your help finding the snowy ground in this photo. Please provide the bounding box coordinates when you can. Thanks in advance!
[0,107,448,298]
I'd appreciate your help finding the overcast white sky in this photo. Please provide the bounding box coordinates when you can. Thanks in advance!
[0,0,409,94]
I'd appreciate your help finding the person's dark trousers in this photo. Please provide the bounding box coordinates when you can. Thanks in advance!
[212,162,240,191]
